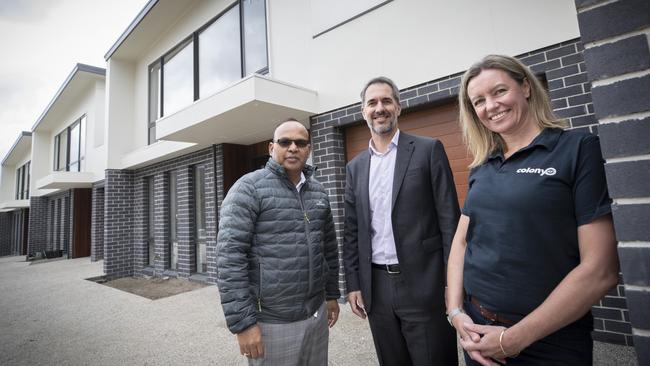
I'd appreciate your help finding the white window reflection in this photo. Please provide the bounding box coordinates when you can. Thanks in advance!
[199,5,241,97]
[163,40,194,116]
[243,0,268,75]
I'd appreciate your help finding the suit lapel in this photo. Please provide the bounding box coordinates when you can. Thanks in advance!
[358,152,372,228]
[392,133,415,209]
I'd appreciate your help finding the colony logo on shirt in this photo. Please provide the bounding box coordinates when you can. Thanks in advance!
[316,199,327,208]
[516,167,557,176]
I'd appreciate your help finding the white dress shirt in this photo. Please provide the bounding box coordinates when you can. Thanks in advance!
[368,130,400,265]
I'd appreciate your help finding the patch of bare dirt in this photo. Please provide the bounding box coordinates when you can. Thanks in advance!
[101,277,208,300]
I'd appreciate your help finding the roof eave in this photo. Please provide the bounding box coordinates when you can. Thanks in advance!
[104,0,159,61]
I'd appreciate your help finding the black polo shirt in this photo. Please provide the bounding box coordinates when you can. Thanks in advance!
[463,128,611,319]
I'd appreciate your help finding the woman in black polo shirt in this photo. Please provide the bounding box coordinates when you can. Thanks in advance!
[446,54,619,365]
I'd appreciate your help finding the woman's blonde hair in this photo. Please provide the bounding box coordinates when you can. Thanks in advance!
[458,54,567,168]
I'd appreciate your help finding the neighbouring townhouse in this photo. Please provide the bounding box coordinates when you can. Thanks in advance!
[26,63,107,260]
[1,0,646,360]
[0,132,32,257]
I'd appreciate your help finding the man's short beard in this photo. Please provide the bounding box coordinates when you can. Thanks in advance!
[368,117,397,135]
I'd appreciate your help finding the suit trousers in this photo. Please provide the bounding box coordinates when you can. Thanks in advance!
[367,267,458,366]
[249,301,328,366]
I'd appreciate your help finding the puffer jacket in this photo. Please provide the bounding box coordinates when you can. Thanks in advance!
[216,158,340,334]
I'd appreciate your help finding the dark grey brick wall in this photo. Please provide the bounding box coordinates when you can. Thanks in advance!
[27,192,72,257]
[103,146,222,283]
[207,144,222,284]
[310,38,632,345]
[132,177,148,271]
[132,147,217,280]
[0,212,11,256]
[91,182,105,261]
[176,166,195,276]
[577,0,649,44]
[575,0,650,358]
[152,171,169,274]
[50,191,71,256]
[27,196,48,256]
[104,169,135,280]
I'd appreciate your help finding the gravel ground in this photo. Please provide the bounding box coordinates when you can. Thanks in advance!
[0,255,637,365]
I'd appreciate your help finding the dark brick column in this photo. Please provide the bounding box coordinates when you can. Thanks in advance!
[309,119,348,294]
[153,172,170,275]
[574,0,650,362]
[176,166,195,277]
[27,196,48,256]
[104,169,134,280]
[46,200,53,251]
[65,192,71,258]
[206,145,222,284]
[53,198,60,251]
[0,212,11,256]
[132,177,148,273]
[91,184,105,261]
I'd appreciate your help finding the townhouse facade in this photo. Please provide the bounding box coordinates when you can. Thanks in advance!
[1,0,646,361]
[26,64,107,260]
[0,132,32,257]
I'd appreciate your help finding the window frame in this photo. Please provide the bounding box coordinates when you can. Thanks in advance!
[146,0,268,145]
[53,115,86,172]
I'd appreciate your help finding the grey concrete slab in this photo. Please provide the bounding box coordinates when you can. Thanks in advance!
[0,256,637,365]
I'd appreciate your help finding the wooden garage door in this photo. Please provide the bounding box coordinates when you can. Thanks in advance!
[345,103,472,206]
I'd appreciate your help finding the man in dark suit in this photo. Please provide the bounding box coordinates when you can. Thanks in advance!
[343,76,460,366]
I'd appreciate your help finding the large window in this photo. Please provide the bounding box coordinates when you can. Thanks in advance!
[163,39,194,117]
[199,5,241,97]
[54,115,85,172]
[147,0,268,144]
[15,161,30,200]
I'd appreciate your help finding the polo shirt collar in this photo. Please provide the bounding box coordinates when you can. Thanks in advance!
[487,128,563,161]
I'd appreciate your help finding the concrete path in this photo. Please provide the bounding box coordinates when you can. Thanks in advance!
[0,256,637,365]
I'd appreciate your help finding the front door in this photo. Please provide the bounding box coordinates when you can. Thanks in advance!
[72,188,92,258]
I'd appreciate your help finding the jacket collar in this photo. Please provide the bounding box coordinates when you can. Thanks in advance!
[266,158,316,181]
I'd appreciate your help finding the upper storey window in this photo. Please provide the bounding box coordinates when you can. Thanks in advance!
[148,0,268,144]
[15,161,30,200]
[53,115,86,172]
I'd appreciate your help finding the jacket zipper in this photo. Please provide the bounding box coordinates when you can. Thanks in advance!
[296,184,313,300]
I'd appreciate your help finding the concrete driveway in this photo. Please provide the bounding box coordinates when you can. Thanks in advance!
[0,256,637,365]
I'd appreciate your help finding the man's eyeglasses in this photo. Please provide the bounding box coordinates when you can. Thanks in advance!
[274,138,310,148]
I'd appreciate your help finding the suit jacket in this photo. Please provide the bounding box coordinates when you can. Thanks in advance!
[343,131,460,313]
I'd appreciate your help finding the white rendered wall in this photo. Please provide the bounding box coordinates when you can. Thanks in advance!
[268,0,580,111]
[0,166,15,202]
[30,131,51,197]
[84,81,107,176]
[106,58,136,169]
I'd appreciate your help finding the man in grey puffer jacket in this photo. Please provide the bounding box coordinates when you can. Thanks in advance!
[217,119,340,366]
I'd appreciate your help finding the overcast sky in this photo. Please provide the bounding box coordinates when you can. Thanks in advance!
[0,0,148,162]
